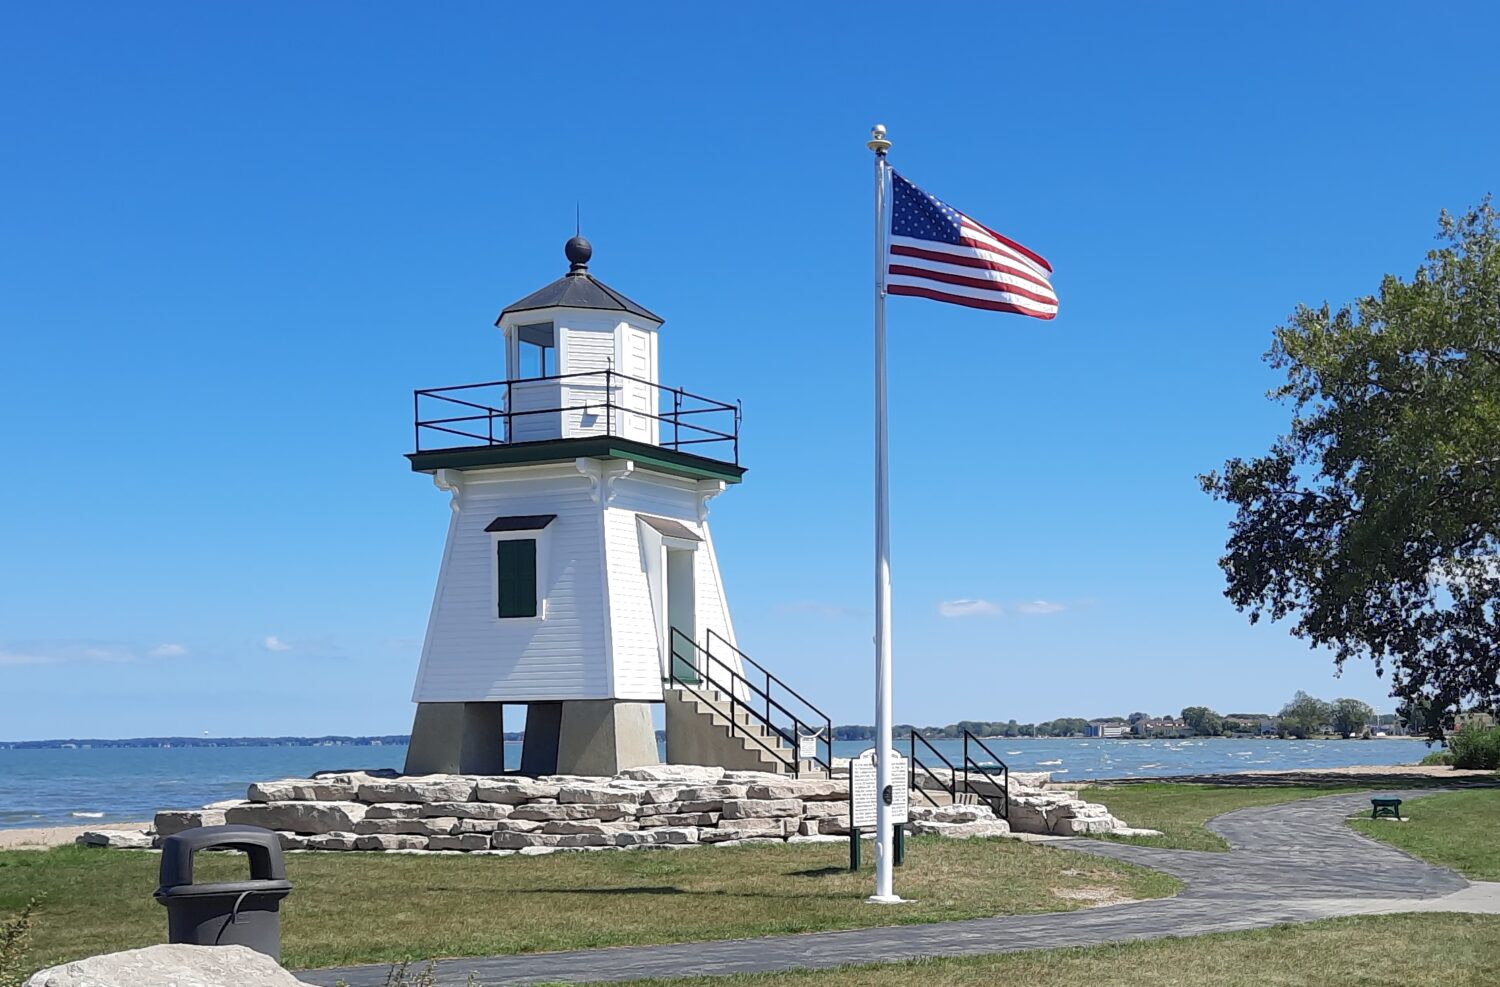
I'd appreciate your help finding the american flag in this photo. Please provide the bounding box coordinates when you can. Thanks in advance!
[886,171,1058,320]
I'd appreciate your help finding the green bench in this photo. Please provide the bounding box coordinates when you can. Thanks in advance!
[1370,796,1403,820]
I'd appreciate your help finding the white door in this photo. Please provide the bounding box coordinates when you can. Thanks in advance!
[666,547,697,683]
[616,327,656,444]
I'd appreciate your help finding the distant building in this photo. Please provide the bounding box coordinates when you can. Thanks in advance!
[1086,722,1129,738]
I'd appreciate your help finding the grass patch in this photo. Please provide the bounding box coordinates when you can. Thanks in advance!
[1076,783,1360,851]
[1348,789,1500,880]
[0,836,1176,974]
[578,913,1500,987]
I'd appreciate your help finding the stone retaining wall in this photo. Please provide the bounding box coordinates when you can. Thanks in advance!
[81,764,1152,853]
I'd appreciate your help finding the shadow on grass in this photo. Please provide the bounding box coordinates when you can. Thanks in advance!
[520,886,687,896]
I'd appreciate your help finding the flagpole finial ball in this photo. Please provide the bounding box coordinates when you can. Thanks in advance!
[565,235,592,273]
[867,124,891,155]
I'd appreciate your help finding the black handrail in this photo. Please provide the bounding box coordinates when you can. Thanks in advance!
[908,730,957,808]
[704,629,832,775]
[667,628,799,776]
[961,730,1010,819]
[413,369,741,464]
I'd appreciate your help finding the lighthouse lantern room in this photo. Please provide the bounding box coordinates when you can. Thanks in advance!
[404,237,817,778]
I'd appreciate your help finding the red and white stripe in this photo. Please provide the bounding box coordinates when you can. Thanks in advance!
[887,216,1058,320]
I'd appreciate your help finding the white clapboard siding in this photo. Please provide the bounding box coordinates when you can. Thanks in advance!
[608,473,743,684]
[412,468,609,702]
[559,319,620,438]
[602,505,664,701]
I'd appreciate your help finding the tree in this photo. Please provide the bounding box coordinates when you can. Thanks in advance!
[1200,201,1500,736]
[1279,691,1331,739]
[1330,698,1375,738]
[1182,705,1224,737]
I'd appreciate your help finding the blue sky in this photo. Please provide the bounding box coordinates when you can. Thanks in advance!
[2,3,1496,740]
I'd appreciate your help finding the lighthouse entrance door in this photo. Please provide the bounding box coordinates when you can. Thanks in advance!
[666,548,698,683]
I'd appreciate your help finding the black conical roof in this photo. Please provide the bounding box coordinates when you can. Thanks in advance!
[496,236,662,324]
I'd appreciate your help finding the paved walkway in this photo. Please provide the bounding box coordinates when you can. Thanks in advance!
[301,790,1496,987]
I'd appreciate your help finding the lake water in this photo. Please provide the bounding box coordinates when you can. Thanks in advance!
[0,736,1435,830]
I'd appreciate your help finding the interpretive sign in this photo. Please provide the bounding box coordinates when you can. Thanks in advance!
[797,731,821,762]
[849,747,908,828]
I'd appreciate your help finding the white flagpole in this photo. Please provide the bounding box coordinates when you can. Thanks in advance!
[866,123,900,904]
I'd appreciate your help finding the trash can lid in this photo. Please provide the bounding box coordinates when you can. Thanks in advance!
[158,824,288,889]
[155,878,294,899]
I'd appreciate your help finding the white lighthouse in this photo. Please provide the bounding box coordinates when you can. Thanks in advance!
[403,237,828,778]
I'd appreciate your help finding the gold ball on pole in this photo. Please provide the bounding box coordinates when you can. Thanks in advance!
[867,124,891,155]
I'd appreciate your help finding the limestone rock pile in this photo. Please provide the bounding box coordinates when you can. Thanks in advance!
[80,764,1153,854]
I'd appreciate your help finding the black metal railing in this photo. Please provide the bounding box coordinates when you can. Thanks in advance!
[908,730,957,808]
[704,629,833,775]
[961,729,1010,819]
[667,628,832,778]
[413,369,741,464]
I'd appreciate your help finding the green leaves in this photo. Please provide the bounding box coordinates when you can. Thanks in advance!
[1203,199,1500,734]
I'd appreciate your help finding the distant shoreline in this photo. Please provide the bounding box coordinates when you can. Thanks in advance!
[1,733,1432,750]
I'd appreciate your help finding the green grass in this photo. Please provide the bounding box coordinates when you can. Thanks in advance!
[1348,789,1500,880]
[561,913,1500,987]
[0,836,1177,974]
[1077,783,1362,851]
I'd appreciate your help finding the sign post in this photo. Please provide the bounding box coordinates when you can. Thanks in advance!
[849,747,908,873]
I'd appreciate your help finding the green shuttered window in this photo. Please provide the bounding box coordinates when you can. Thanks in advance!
[496,538,538,618]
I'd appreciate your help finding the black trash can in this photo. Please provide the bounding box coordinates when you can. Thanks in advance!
[154,824,293,961]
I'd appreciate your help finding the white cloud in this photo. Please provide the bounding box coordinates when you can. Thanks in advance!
[1017,600,1067,615]
[262,635,292,653]
[938,599,1002,618]
[150,643,189,658]
[0,642,136,665]
[0,650,57,666]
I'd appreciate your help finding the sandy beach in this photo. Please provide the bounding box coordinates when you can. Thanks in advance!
[0,821,150,851]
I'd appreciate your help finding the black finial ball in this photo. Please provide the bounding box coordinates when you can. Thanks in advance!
[565,235,592,269]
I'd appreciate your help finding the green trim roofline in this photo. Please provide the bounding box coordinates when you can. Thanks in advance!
[407,435,745,484]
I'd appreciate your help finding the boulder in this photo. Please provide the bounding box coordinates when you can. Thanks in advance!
[906,816,1014,840]
[540,820,636,835]
[357,776,476,804]
[274,832,307,850]
[304,832,359,851]
[557,787,643,805]
[510,803,635,822]
[719,771,783,784]
[908,805,994,825]
[553,833,613,847]
[492,831,562,849]
[365,803,424,820]
[721,798,802,819]
[423,801,512,820]
[353,834,429,852]
[247,777,358,802]
[800,801,849,820]
[24,944,304,987]
[650,826,700,844]
[745,780,848,801]
[675,785,748,802]
[650,812,719,827]
[153,808,226,838]
[427,834,490,852]
[637,799,724,817]
[798,819,820,836]
[352,818,430,836]
[474,780,561,804]
[614,764,725,784]
[638,787,686,805]
[490,818,545,833]
[225,801,367,835]
[702,818,792,841]
[75,830,152,850]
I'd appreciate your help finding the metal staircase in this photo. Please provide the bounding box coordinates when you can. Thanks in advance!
[907,728,1010,819]
[665,628,832,777]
